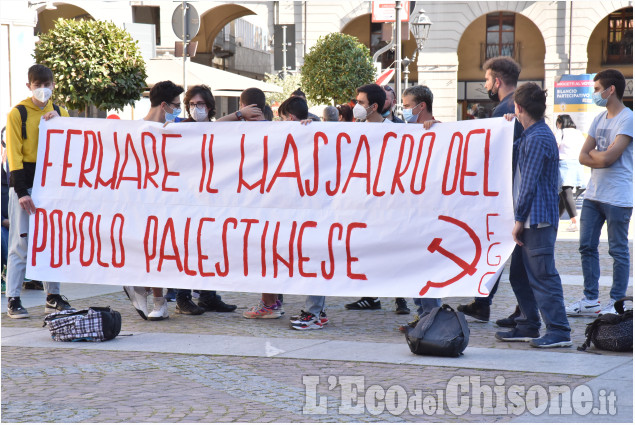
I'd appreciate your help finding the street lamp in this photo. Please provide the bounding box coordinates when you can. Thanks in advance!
[411,9,433,53]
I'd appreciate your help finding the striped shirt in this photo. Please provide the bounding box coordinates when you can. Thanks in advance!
[512,119,560,227]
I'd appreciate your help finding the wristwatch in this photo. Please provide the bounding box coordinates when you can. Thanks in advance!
[235,110,245,121]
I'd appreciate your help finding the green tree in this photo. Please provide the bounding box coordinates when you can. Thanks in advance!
[33,18,147,115]
[300,33,376,105]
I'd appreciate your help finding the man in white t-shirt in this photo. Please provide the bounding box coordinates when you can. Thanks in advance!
[566,69,633,317]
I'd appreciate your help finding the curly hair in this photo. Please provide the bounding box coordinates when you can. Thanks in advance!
[183,85,216,120]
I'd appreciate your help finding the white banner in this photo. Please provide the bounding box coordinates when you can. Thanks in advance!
[27,117,515,297]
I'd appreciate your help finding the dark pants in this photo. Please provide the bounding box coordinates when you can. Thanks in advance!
[509,226,570,339]
[473,273,501,306]
[176,289,217,302]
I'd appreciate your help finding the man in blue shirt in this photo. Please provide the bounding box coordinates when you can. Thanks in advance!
[457,56,523,326]
[495,83,571,348]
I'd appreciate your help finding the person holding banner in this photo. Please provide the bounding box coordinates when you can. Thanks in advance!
[170,84,245,315]
[345,84,410,315]
[567,69,633,317]
[495,83,572,348]
[458,56,523,327]
[554,114,586,232]
[276,95,329,330]
[124,80,185,321]
[5,64,73,319]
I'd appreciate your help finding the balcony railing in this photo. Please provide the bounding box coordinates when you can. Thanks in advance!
[480,42,521,67]
[602,39,633,65]
[213,32,236,58]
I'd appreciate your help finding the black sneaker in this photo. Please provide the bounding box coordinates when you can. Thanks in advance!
[45,294,72,313]
[457,301,490,322]
[198,297,237,312]
[7,297,29,319]
[495,327,540,342]
[175,297,205,315]
[290,310,328,326]
[395,298,410,314]
[495,305,521,328]
[345,297,381,310]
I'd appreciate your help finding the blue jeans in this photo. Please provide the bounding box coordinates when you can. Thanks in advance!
[6,188,60,298]
[579,199,632,301]
[413,298,441,316]
[509,225,570,339]
[305,296,325,317]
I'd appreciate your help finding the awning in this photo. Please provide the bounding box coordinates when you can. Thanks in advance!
[145,57,282,95]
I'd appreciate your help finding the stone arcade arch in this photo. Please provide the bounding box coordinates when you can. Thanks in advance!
[35,1,94,34]
[456,10,545,120]
[341,13,418,85]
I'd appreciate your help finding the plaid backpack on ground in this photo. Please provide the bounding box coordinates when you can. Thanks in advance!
[578,297,632,352]
[43,307,122,342]
[406,304,470,357]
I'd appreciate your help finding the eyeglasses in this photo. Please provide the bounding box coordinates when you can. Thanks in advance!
[189,102,207,108]
[168,102,181,109]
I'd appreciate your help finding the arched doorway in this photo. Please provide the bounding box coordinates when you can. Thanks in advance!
[35,2,94,34]
[587,7,633,109]
[341,13,418,86]
[456,10,545,120]
[191,4,269,77]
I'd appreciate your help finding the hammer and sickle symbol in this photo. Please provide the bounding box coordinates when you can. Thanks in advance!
[419,215,482,295]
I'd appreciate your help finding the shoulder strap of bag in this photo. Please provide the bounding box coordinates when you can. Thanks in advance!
[16,105,27,139]
[53,104,60,116]
[614,296,633,315]
[454,310,470,337]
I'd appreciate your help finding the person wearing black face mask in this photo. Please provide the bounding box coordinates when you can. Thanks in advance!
[456,56,524,327]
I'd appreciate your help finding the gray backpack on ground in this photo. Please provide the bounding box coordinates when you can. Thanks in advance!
[406,304,470,357]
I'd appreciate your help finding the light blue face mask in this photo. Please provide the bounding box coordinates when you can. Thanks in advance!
[382,109,391,118]
[164,104,182,123]
[402,108,414,122]
[592,87,610,107]
[402,103,421,123]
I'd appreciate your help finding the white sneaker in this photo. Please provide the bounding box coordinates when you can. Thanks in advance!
[599,299,618,316]
[124,286,150,320]
[565,298,601,316]
[148,297,169,321]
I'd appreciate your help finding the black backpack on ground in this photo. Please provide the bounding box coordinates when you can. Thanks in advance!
[406,304,470,357]
[578,297,632,352]
[15,104,61,139]
[43,307,122,342]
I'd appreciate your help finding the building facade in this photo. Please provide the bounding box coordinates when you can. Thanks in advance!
[1,1,632,126]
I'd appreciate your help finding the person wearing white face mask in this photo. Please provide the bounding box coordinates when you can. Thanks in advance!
[353,84,387,123]
[172,84,239,316]
[5,64,72,319]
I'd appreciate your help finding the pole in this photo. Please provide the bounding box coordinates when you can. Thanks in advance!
[282,25,288,77]
[182,0,187,115]
[403,63,409,89]
[395,1,402,106]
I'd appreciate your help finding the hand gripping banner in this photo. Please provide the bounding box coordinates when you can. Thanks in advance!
[28,117,515,297]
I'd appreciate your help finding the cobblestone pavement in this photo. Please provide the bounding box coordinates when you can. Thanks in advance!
[2,226,633,422]
[0,347,599,423]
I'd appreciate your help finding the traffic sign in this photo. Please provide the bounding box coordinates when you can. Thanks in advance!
[172,2,200,41]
